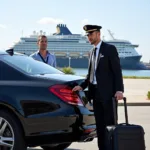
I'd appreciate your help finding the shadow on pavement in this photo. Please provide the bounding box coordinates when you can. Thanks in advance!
[65,148,81,150]
[28,148,81,150]
[28,149,42,150]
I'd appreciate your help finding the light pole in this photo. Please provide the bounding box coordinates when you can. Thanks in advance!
[69,57,71,68]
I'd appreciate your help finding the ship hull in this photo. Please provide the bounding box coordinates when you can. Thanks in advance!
[56,55,147,70]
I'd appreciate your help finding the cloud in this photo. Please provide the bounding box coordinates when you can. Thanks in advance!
[81,19,89,25]
[37,17,64,25]
[0,24,6,29]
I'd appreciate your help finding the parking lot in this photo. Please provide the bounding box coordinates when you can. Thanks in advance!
[29,106,150,150]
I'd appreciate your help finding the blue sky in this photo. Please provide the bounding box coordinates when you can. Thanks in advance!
[0,0,150,62]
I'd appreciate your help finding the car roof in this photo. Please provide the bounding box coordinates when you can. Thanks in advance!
[0,49,25,56]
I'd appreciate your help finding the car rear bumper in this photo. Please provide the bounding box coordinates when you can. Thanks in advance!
[26,124,97,147]
[22,104,96,135]
[21,104,97,146]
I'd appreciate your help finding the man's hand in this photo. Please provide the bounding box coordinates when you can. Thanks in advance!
[115,91,123,100]
[72,86,83,92]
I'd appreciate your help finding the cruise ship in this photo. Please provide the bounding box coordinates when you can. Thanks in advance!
[12,24,147,70]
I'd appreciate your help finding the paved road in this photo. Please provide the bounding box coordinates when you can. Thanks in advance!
[29,106,150,150]
[123,79,150,103]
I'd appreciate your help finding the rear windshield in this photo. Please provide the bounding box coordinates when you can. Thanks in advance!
[2,55,63,75]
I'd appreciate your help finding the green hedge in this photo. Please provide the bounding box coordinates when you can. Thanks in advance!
[59,67,150,79]
[123,76,150,79]
[61,67,75,75]
[147,91,150,100]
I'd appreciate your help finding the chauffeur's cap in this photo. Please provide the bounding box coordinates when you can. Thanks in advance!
[83,24,102,35]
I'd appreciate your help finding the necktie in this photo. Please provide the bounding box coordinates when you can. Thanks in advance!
[90,47,97,83]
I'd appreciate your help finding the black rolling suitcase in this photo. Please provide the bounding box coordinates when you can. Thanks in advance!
[105,97,146,150]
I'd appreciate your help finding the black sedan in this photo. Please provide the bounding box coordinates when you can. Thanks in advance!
[0,49,96,150]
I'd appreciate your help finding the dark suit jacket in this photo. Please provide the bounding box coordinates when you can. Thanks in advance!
[80,41,124,101]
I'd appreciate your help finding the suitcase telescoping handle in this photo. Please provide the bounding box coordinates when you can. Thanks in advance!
[112,97,129,125]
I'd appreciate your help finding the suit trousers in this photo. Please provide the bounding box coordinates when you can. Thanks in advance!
[92,87,117,150]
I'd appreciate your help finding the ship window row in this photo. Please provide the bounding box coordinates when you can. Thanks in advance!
[20,40,80,42]
[119,52,137,55]
[114,46,135,49]
[15,46,92,51]
[15,49,136,54]
[16,44,92,47]
[18,42,91,45]
[118,49,136,52]
[119,48,135,50]
[120,52,131,54]
[16,44,136,51]
[16,51,139,57]
[15,47,136,53]
[15,46,90,50]
[14,48,90,52]
[16,46,91,48]
[15,43,136,48]
[17,44,92,47]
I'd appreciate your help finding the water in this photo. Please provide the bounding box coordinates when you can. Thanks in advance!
[73,68,150,77]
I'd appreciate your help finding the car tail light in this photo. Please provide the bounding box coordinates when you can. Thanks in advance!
[49,84,83,106]
[84,128,95,133]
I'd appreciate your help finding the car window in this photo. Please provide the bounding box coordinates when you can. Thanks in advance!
[2,55,63,75]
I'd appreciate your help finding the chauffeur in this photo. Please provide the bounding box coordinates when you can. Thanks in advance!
[72,24,124,150]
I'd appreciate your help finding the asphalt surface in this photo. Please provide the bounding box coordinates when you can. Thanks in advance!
[29,106,150,150]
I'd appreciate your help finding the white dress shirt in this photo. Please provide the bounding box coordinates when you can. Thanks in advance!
[92,40,102,84]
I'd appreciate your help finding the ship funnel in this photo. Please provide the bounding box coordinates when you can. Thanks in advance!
[54,24,72,35]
